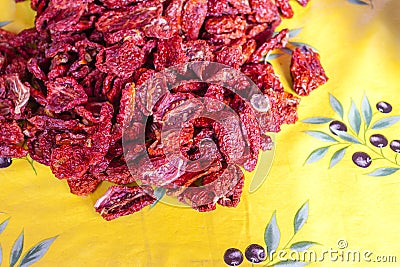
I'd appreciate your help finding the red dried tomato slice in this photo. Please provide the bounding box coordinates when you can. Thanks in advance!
[27,130,56,166]
[290,46,328,96]
[0,121,24,144]
[154,35,188,71]
[67,173,101,196]
[50,144,90,180]
[182,0,208,40]
[94,185,156,221]
[248,0,281,24]
[275,0,294,18]
[248,28,289,63]
[0,143,28,158]
[45,77,88,113]
[96,39,145,79]
[212,113,245,164]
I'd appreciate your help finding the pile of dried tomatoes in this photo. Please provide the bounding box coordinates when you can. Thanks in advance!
[0,0,327,220]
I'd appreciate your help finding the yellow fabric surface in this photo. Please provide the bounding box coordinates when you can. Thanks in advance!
[1,0,400,266]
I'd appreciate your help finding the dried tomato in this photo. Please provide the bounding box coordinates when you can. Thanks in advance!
[290,46,328,96]
[45,77,88,113]
[215,45,244,69]
[275,0,294,18]
[67,173,101,196]
[94,185,156,221]
[182,0,208,40]
[50,144,90,180]
[0,121,24,144]
[95,3,163,33]
[205,16,247,35]
[27,131,56,165]
[248,0,281,24]
[296,0,310,7]
[249,29,289,63]
[96,39,145,79]
[0,143,28,158]
[154,35,188,71]
[143,17,175,39]
[212,113,245,164]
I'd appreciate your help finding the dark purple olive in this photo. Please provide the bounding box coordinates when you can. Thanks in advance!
[370,134,388,148]
[376,102,392,113]
[0,157,12,168]
[245,244,266,263]
[224,248,244,266]
[352,152,372,168]
[329,121,348,135]
[390,140,400,153]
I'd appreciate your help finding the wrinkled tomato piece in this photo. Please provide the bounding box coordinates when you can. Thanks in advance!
[94,185,156,221]
[50,144,90,180]
[0,143,28,158]
[290,46,328,96]
[275,0,294,18]
[0,121,24,144]
[67,173,101,196]
[182,0,208,40]
[249,28,289,63]
[46,77,88,113]
[96,39,145,78]
[154,35,188,71]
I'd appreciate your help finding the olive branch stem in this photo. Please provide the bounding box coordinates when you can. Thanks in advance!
[14,156,37,175]
[335,134,400,167]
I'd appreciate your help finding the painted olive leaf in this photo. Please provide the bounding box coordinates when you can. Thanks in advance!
[305,147,329,164]
[346,0,369,5]
[331,129,361,144]
[150,187,166,209]
[0,21,11,28]
[280,47,293,55]
[288,28,303,39]
[371,116,400,130]
[301,117,333,124]
[361,94,373,128]
[18,236,57,267]
[272,260,309,266]
[289,42,318,52]
[348,99,361,135]
[329,94,344,119]
[0,218,10,235]
[10,230,24,267]
[294,201,309,233]
[304,131,337,142]
[290,241,318,252]
[264,53,284,62]
[367,168,400,177]
[329,147,348,169]
[265,212,281,257]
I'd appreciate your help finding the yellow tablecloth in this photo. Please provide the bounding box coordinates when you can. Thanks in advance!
[1,0,400,266]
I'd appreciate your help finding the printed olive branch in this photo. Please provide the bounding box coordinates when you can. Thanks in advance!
[0,213,57,267]
[262,201,318,267]
[13,156,37,176]
[262,28,317,63]
[346,0,373,8]
[302,93,400,176]
[0,21,11,28]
